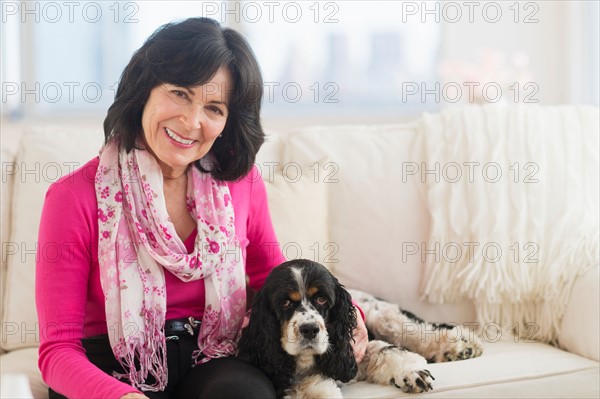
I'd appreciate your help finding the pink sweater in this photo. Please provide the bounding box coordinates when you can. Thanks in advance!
[36,157,285,399]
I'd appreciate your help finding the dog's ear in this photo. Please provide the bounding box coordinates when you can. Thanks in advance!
[237,287,295,397]
[316,280,358,382]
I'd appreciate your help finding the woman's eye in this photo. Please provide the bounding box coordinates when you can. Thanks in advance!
[171,90,188,99]
[207,105,224,116]
[315,297,327,306]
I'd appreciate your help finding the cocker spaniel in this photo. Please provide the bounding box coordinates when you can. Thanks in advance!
[238,259,482,399]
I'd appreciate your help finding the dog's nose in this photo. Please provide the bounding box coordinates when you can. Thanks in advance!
[299,323,320,340]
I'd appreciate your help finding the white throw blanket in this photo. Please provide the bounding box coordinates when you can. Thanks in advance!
[419,104,599,344]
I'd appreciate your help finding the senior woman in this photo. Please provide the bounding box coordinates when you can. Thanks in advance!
[36,17,367,399]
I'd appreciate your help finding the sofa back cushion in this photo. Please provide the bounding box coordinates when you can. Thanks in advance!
[269,125,475,323]
[1,126,104,351]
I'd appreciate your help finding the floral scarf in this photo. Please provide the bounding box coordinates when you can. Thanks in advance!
[95,139,246,391]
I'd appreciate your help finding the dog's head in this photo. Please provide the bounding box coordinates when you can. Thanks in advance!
[238,259,358,395]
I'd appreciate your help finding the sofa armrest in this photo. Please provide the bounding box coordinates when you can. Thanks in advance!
[558,264,599,361]
[0,148,16,356]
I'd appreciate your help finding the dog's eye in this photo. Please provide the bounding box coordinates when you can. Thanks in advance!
[315,296,327,306]
[282,300,292,309]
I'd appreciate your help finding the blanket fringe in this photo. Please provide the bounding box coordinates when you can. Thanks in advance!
[419,105,599,344]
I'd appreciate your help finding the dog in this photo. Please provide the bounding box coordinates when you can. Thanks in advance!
[237,259,483,398]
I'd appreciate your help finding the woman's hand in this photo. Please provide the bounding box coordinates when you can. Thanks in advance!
[352,305,369,363]
[120,393,149,399]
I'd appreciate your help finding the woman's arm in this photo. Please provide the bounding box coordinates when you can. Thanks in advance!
[36,174,142,399]
[352,305,368,363]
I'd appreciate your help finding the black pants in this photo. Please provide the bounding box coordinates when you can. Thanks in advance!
[49,334,275,399]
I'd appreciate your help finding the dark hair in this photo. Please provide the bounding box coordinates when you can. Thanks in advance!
[103,18,264,181]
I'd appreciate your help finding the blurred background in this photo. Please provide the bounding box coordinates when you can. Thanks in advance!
[1,0,599,133]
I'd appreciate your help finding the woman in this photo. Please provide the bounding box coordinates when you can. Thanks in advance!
[36,17,367,399]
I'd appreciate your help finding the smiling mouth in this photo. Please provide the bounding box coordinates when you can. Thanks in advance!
[165,127,195,146]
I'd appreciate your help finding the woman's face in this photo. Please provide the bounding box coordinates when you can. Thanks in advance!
[141,66,233,179]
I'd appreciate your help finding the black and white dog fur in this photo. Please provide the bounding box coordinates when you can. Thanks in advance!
[238,259,482,399]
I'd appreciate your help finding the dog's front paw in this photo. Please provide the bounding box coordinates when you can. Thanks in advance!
[433,334,483,362]
[391,369,434,393]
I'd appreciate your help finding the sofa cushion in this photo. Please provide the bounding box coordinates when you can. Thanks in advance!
[1,126,104,351]
[276,124,476,324]
[263,166,329,267]
[341,339,599,398]
[256,131,329,265]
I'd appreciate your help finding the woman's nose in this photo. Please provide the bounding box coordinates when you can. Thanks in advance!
[181,104,204,130]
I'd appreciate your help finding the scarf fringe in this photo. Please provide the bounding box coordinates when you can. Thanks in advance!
[112,314,168,391]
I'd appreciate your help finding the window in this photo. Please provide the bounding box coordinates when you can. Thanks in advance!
[1,1,442,119]
[239,1,441,116]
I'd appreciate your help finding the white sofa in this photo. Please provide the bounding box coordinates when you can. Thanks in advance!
[1,105,599,398]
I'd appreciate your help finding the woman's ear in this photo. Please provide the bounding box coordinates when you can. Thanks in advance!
[316,281,358,382]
